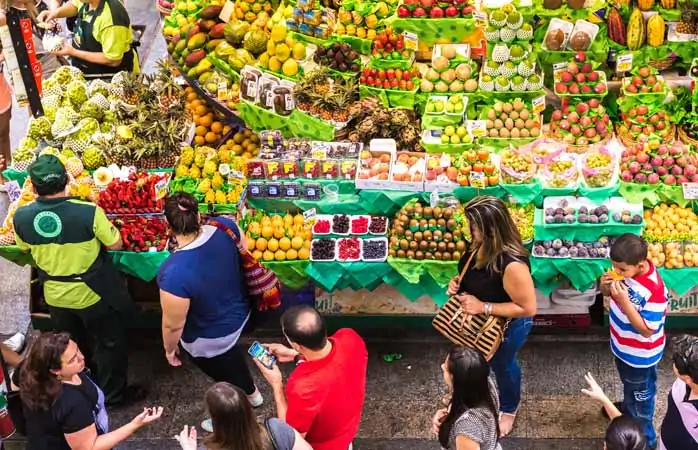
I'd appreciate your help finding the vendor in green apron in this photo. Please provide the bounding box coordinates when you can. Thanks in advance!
[37,0,138,74]
[12,155,145,405]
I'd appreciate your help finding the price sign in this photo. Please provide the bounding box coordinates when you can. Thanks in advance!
[532,95,546,114]
[553,62,568,73]
[473,10,487,27]
[219,0,235,22]
[154,177,169,200]
[616,53,633,73]
[217,82,228,102]
[470,171,486,188]
[683,182,698,199]
[467,120,487,138]
[429,190,439,208]
[403,32,418,52]
[5,180,21,203]
[303,208,317,223]
[218,163,231,176]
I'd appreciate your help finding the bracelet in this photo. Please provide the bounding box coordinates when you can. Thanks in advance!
[484,302,493,316]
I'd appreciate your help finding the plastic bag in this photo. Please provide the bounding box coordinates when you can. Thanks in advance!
[522,138,564,165]
[581,146,615,188]
[500,146,536,185]
[542,152,579,188]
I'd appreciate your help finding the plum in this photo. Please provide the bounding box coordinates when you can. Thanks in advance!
[564,240,575,247]
[546,248,557,257]
[613,212,621,222]
[578,213,588,223]
[599,214,608,223]
[622,215,631,224]
[545,215,555,224]
[533,245,545,256]
[543,240,553,249]
[558,247,569,257]
[545,207,555,216]
[554,208,565,216]
[578,247,589,257]
[554,214,564,223]
[589,215,599,224]
[564,214,575,223]
[578,206,588,215]
[589,248,599,258]
[569,247,579,257]
[631,215,642,224]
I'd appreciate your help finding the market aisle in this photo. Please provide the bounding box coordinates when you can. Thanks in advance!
[4,333,680,449]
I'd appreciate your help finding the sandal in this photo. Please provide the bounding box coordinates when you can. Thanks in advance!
[498,412,517,438]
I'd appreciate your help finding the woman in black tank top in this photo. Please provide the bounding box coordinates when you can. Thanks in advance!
[445,196,537,438]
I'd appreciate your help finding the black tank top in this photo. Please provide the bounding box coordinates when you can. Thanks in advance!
[456,247,530,304]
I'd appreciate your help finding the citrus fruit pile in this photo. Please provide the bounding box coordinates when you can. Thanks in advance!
[185,86,233,146]
[245,213,312,261]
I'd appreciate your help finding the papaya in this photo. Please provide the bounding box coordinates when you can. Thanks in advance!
[209,23,226,39]
[199,5,223,20]
[607,8,626,46]
[185,49,207,67]
[627,8,646,51]
[647,15,665,47]
[638,0,653,10]
[206,39,224,52]
[186,32,208,51]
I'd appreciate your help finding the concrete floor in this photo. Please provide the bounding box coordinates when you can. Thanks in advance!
[0,1,687,449]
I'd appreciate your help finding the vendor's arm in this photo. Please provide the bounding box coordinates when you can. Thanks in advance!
[14,233,30,254]
[64,24,132,67]
[160,291,189,355]
[93,206,123,250]
[37,0,77,21]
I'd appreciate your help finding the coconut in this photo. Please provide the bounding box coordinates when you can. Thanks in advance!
[449,80,464,92]
[435,81,449,93]
[425,68,440,82]
[442,45,457,59]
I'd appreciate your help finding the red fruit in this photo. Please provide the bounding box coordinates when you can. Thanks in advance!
[570,125,582,136]
[561,71,573,83]
[445,5,458,16]
[588,98,600,108]
[420,0,434,7]
[555,82,568,93]
[664,174,677,185]
[430,6,444,17]
[594,83,607,94]
[567,62,579,74]
[568,84,580,94]
[632,76,643,86]
[637,105,649,116]
[551,110,563,121]
[626,85,638,93]
[575,73,586,83]
[636,152,649,164]
[574,52,586,62]
[461,5,473,15]
[581,85,592,94]
[588,71,599,81]
[397,5,410,16]
[647,173,660,184]
[413,6,426,16]
[568,111,580,123]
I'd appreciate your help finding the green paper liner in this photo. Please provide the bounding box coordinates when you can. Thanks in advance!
[501,182,542,206]
[387,258,458,305]
[333,35,373,55]
[659,267,698,297]
[369,58,414,70]
[421,113,465,130]
[659,184,691,207]
[578,181,621,204]
[385,17,478,45]
[304,261,393,292]
[451,185,506,202]
[288,109,337,141]
[1,169,28,186]
[359,85,419,109]
[619,182,662,207]
[294,193,366,214]
[262,260,310,289]
[110,251,170,282]
[533,208,643,241]
[0,245,34,267]
[531,256,610,296]
[537,186,579,207]
[236,100,294,135]
[421,141,474,154]
[358,190,423,216]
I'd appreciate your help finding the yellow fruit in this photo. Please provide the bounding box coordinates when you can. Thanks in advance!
[356,27,367,38]
[267,40,276,56]
[268,56,282,72]
[291,236,304,250]
[263,250,275,261]
[270,24,287,42]
[247,235,256,251]
[285,35,295,47]
[258,52,270,69]
[292,42,306,60]
[282,58,299,77]
[367,29,377,40]
[286,249,298,260]
[298,247,310,260]
[273,225,285,239]
[274,250,286,261]
[267,238,279,252]
[335,23,346,34]
[271,215,283,225]
[252,250,263,260]
[261,226,273,238]
[256,237,268,251]
[279,237,291,251]
[275,43,290,62]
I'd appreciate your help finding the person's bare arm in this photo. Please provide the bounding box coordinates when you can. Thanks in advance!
[160,291,189,356]
[1,343,21,368]
[494,261,537,318]
[272,384,289,423]
[38,1,77,21]
[65,408,163,450]
[455,436,481,450]
[612,282,654,338]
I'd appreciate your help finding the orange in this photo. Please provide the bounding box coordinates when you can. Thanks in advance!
[303,229,312,241]
[279,237,291,251]
[298,247,310,260]
[194,105,208,116]
[263,250,274,261]
[194,136,205,146]
[267,238,279,252]
[291,236,303,250]
[274,250,286,261]
[211,122,223,133]
[252,250,263,260]
[247,234,256,251]
[195,126,207,137]
[222,125,232,135]
[255,237,267,251]
[286,249,298,260]
[200,113,214,128]
[205,132,218,143]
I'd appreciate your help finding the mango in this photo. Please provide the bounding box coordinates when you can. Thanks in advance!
[185,49,207,67]
[194,58,213,75]
[187,67,198,78]
[199,5,223,20]
[209,23,226,39]
[186,32,208,51]
[186,25,200,40]
[174,38,187,54]
[206,39,224,52]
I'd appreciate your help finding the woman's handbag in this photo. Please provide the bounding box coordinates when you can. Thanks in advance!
[208,220,282,311]
[432,250,510,361]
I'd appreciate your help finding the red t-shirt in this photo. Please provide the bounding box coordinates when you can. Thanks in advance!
[285,328,368,450]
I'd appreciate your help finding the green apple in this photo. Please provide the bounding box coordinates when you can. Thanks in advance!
[462,134,473,143]
[445,102,454,113]
[426,103,435,113]
[434,100,444,112]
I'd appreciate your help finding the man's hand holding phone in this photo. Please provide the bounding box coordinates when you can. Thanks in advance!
[264,343,299,363]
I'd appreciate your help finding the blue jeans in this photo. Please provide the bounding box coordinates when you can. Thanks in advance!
[615,357,658,448]
[490,317,533,414]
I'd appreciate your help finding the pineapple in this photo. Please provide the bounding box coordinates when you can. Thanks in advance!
[154,59,183,109]
[106,144,132,167]
[120,72,143,105]
[677,3,698,34]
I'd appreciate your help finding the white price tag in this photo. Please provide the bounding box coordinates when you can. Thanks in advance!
[473,11,487,27]
[5,180,21,203]
[532,95,546,114]
[217,82,228,101]
[553,62,568,75]
[303,208,317,223]
[683,182,698,199]
[467,120,487,138]
[429,190,439,208]
[219,0,235,22]
[154,178,169,200]
[186,123,196,144]
[403,32,418,52]
[617,53,633,73]
[470,171,486,188]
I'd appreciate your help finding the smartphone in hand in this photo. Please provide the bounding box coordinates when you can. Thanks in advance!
[248,341,276,369]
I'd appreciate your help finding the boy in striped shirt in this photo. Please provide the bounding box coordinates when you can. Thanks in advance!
[601,233,668,449]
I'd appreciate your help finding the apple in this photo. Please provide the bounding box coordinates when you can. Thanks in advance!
[445,5,458,16]
[430,6,444,17]
[413,6,426,16]
[397,5,410,17]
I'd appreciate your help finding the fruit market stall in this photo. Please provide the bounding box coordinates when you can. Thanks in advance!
[1,0,698,329]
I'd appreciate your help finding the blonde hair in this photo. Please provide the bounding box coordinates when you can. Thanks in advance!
[0,0,39,19]
[464,195,528,273]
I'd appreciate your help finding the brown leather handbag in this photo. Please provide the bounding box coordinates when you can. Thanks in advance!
[432,251,510,361]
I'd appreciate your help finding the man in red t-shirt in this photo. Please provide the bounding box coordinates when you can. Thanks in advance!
[253,305,368,450]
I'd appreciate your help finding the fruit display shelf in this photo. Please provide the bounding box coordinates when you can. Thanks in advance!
[533,207,644,241]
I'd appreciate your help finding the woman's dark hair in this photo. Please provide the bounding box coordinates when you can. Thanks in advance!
[19,332,71,412]
[672,334,698,383]
[164,192,200,235]
[204,383,272,450]
[464,196,528,273]
[438,347,499,448]
[605,415,647,450]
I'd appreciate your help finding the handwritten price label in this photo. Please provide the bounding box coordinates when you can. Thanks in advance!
[617,53,633,73]
[532,95,546,114]
[683,182,698,199]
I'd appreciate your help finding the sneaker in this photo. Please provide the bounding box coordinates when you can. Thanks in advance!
[248,389,264,408]
[201,418,213,433]
[3,333,25,353]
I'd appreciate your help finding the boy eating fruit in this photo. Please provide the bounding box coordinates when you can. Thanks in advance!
[601,233,668,450]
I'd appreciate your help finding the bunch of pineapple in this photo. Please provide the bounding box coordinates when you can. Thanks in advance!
[294,68,359,123]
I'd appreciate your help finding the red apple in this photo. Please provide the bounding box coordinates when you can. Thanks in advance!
[445,5,458,16]
[397,5,411,17]
[413,6,426,16]
[430,6,444,17]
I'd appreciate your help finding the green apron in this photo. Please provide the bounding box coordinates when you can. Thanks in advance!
[71,0,136,75]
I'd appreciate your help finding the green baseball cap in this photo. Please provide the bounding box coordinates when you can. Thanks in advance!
[28,154,68,191]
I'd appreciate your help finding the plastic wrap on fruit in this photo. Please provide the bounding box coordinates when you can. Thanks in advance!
[314,23,331,39]
[43,31,64,53]
[581,146,615,187]
[683,241,698,268]
[665,241,684,269]
[500,147,536,185]
[523,137,565,165]
[543,152,579,188]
